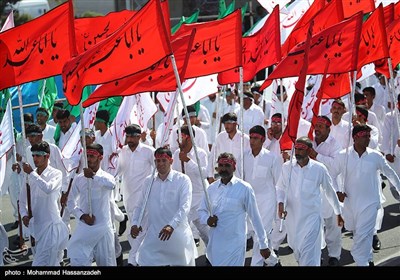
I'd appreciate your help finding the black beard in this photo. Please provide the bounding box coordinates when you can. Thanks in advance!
[295,154,306,161]
[218,171,230,179]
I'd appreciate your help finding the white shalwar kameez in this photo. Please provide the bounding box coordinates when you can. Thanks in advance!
[172,147,209,245]
[198,176,269,266]
[243,148,281,266]
[116,142,155,265]
[276,159,341,266]
[19,166,68,266]
[133,170,196,266]
[330,147,400,266]
[67,168,116,266]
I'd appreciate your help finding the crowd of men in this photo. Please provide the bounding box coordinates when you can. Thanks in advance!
[1,72,400,267]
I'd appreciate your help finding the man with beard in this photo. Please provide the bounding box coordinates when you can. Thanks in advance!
[116,124,155,266]
[277,137,343,266]
[198,152,271,266]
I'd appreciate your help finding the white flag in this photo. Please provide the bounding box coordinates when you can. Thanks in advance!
[183,74,219,106]
[0,99,15,187]
[61,102,99,172]
[130,92,157,130]
[1,11,14,32]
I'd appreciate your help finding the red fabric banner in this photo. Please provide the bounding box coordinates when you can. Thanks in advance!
[341,0,375,19]
[174,9,242,79]
[383,3,394,26]
[82,30,195,108]
[357,4,390,69]
[75,10,136,54]
[0,1,74,90]
[217,5,281,85]
[260,12,363,91]
[280,21,314,151]
[320,73,351,99]
[63,0,172,106]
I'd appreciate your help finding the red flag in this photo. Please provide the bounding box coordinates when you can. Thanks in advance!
[340,0,375,19]
[387,17,400,71]
[82,30,196,108]
[358,4,389,70]
[282,0,343,57]
[260,12,363,91]
[75,10,136,54]
[0,1,75,90]
[395,1,400,20]
[320,73,351,99]
[63,0,172,106]
[217,5,281,85]
[160,0,171,38]
[383,3,394,26]
[308,60,330,140]
[280,21,314,151]
[174,9,242,79]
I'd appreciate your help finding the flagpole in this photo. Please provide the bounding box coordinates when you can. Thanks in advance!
[387,58,400,155]
[78,102,92,217]
[239,67,244,179]
[279,143,295,232]
[170,54,213,216]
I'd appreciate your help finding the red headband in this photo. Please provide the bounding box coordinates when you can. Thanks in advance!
[250,133,265,141]
[218,158,236,168]
[294,142,309,150]
[87,149,102,157]
[155,153,172,160]
[271,117,282,123]
[354,130,370,138]
[316,117,331,127]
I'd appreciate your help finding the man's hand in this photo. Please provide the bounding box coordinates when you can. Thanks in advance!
[337,214,345,227]
[130,225,142,239]
[386,154,395,163]
[260,248,271,260]
[83,167,95,179]
[179,151,190,162]
[207,215,218,227]
[22,162,33,174]
[159,225,174,241]
[278,202,287,219]
[336,191,347,203]
[22,216,30,227]
[12,163,21,174]
[267,128,273,140]
[80,213,95,225]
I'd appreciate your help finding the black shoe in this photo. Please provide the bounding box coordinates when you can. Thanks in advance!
[246,237,254,251]
[328,257,340,266]
[372,235,381,250]
[273,249,279,258]
[369,261,375,267]
[10,221,19,230]
[116,254,123,266]
[119,215,128,236]
[194,238,200,247]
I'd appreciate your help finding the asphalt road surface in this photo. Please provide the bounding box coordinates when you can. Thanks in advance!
[1,182,399,267]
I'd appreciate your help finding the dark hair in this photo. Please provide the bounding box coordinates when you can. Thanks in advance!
[53,101,64,110]
[36,107,49,116]
[317,115,332,127]
[354,93,366,104]
[87,143,103,155]
[96,110,110,124]
[352,124,371,137]
[363,86,376,97]
[31,141,50,154]
[355,105,368,120]
[56,109,70,120]
[26,124,43,135]
[221,112,237,123]
[178,124,195,137]
[155,147,172,158]
[24,113,34,123]
[249,125,266,138]
[271,112,282,119]
[125,124,141,135]
[181,105,197,117]
[295,136,312,148]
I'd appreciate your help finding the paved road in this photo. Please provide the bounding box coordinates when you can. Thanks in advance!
[1,183,399,267]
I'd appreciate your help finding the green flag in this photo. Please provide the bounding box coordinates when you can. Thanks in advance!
[171,9,199,34]
[38,77,58,114]
[218,0,227,18]
[218,0,235,19]
[0,89,10,123]
[98,96,123,125]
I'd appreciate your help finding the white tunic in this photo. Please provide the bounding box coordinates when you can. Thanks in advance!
[237,103,265,135]
[276,159,341,266]
[67,168,116,266]
[19,166,68,266]
[133,170,196,266]
[198,176,268,266]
